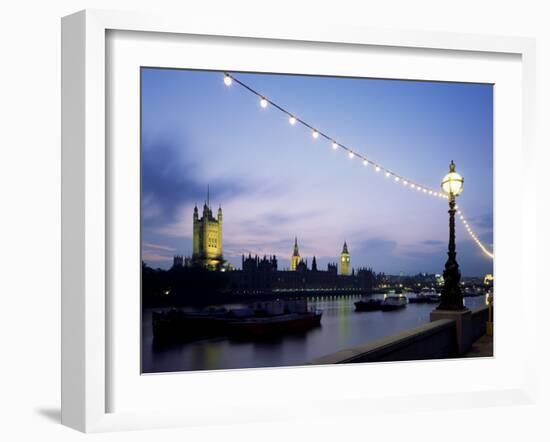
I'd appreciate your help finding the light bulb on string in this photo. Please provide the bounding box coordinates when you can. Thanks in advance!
[222,72,494,260]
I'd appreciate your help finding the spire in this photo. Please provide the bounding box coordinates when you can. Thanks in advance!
[293,237,300,257]
[342,241,349,254]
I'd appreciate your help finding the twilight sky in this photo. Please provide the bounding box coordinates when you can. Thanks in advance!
[141,68,493,276]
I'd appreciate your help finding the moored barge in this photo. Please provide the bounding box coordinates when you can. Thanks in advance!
[152,299,322,342]
[354,298,382,312]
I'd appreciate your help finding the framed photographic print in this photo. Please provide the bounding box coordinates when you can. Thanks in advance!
[61,9,537,432]
[140,67,492,373]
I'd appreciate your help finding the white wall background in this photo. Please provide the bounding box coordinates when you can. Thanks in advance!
[0,1,548,441]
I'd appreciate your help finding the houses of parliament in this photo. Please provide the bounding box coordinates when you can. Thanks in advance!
[170,194,377,292]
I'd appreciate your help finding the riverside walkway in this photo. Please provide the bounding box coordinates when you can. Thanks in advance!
[464,333,493,358]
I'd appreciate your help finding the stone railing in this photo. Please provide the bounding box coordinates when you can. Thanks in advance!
[308,319,457,365]
[471,305,489,341]
[308,305,490,365]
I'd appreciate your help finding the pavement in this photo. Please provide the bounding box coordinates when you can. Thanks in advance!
[463,334,493,358]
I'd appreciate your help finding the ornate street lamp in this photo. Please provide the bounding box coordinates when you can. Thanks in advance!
[437,160,466,311]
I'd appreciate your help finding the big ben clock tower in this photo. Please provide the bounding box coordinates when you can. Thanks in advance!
[340,241,350,276]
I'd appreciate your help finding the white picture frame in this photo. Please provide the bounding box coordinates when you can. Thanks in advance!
[61,9,537,433]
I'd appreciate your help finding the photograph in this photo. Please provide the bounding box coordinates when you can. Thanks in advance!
[140,68,494,373]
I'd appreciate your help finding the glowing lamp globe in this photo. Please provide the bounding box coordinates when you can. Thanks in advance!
[441,160,464,196]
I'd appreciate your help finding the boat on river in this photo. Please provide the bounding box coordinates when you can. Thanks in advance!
[152,300,322,342]
[152,308,232,342]
[381,294,408,311]
[227,310,322,338]
[354,298,382,312]
[463,287,483,297]
[408,287,440,304]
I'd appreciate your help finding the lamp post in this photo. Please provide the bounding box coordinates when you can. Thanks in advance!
[437,160,466,311]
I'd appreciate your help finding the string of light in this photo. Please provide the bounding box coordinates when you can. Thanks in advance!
[455,204,494,259]
[223,72,494,259]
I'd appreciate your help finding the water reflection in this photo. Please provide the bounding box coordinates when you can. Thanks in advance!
[142,294,487,373]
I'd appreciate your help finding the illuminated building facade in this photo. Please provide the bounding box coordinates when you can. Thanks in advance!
[192,191,224,270]
[340,241,350,276]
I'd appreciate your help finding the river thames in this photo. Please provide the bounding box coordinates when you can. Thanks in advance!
[142,294,488,373]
